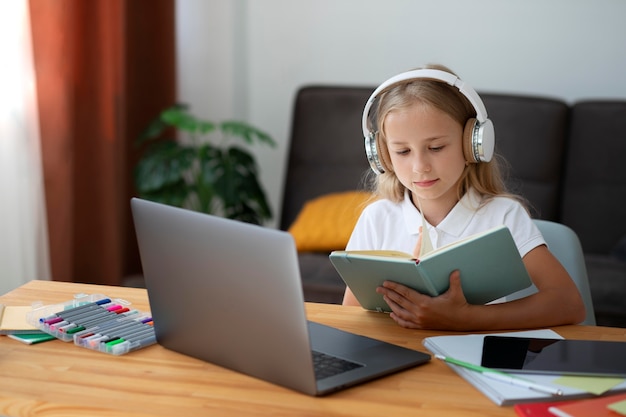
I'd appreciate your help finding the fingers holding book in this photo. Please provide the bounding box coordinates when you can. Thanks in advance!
[376,270,471,330]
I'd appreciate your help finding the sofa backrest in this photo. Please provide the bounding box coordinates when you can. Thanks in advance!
[560,101,626,254]
[280,87,571,231]
[480,94,569,221]
[279,86,372,230]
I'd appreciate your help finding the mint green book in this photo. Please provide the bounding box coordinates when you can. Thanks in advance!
[329,225,532,312]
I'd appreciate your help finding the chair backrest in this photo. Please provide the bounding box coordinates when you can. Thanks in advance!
[533,219,596,325]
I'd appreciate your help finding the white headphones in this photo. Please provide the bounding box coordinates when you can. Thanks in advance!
[362,68,495,174]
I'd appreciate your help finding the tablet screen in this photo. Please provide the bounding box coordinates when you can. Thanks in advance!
[481,336,626,377]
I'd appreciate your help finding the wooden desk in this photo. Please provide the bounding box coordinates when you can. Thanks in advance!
[0,280,624,417]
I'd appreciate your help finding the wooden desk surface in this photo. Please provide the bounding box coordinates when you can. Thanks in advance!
[0,280,624,417]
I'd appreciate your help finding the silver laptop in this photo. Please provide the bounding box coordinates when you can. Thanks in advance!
[131,198,430,396]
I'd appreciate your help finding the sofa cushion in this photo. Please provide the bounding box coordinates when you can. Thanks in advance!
[480,94,569,220]
[611,235,626,262]
[288,191,373,252]
[561,101,626,254]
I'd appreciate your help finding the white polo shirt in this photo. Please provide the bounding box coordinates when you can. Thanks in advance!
[346,188,544,258]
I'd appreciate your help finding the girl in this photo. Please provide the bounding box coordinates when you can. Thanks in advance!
[342,64,585,330]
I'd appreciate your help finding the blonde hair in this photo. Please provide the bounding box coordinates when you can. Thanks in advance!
[365,64,522,209]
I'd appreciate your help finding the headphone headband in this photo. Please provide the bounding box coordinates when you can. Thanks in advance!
[361,69,488,139]
[362,68,494,174]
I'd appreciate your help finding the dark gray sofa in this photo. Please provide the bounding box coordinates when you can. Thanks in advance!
[279,86,626,328]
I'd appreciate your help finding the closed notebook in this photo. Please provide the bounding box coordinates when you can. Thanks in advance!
[0,305,39,334]
[8,332,56,345]
[514,400,576,417]
[329,225,532,312]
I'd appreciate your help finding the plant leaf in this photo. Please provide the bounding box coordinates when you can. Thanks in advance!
[137,181,189,208]
[220,121,276,147]
[161,105,217,134]
[134,140,195,193]
[209,147,272,224]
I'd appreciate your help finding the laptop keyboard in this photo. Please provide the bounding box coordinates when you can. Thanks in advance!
[312,350,363,380]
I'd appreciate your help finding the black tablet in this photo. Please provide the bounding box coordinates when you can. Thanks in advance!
[481,336,626,377]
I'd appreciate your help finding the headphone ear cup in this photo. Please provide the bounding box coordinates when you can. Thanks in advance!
[463,119,480,164]
[376,133,393,173]
[365,131,394,174]
[463,118,495,163]
[365,132,385,174]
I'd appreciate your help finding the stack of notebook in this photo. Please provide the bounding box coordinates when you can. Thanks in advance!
[423,329,626,406]
[0,304,55,344]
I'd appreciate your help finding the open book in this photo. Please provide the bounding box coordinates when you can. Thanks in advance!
[329,225,532,312]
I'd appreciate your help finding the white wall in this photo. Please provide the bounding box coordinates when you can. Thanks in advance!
[176,0,626,227]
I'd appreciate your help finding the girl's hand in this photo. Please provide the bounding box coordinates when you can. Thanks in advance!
[376,270,472,330]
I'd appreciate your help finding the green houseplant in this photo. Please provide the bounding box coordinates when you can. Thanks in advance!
[134,104,276,225]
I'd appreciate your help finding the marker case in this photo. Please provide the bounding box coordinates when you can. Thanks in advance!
[26,293,156,355]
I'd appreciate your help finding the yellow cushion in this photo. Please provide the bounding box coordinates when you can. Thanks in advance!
[288,191,374,252]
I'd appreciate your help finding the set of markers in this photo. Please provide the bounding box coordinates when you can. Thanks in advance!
[28,293,156,355]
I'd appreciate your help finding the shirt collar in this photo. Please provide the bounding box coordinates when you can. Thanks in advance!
[401,188,482,238]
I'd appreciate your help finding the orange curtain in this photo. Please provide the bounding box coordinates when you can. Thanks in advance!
[29,0,176,285]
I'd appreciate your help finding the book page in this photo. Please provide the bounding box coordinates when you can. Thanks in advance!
[340,250,412,258]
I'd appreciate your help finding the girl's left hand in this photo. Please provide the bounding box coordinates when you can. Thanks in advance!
[376,270,472,330]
